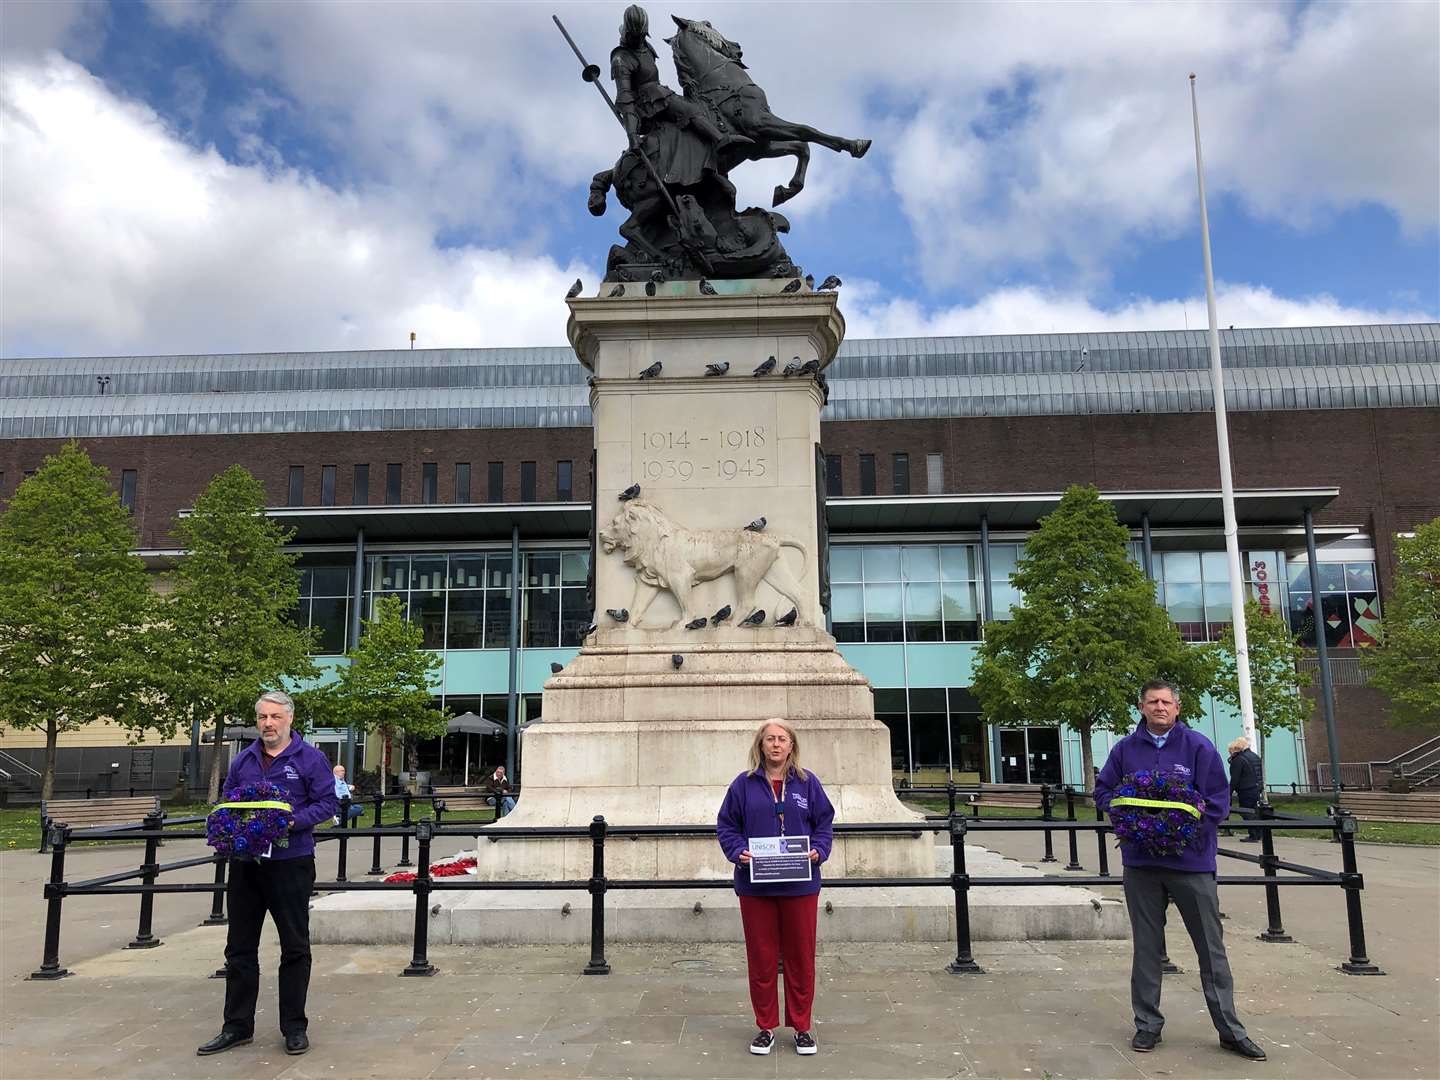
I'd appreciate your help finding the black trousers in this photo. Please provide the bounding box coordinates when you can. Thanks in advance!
[223,855,315,1037]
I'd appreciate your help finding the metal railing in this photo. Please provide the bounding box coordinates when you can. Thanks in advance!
[28,795,1384,982]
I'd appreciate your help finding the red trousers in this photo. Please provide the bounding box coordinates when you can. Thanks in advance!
[738,893,818,1031]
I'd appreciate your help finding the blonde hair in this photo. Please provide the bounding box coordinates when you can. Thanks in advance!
[748,718,807,781]
[1228,736,1250,754]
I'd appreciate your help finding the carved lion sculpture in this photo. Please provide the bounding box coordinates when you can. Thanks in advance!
[598,500,812,629]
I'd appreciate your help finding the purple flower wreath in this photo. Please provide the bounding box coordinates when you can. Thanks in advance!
[1108,765,1207,859]
[207,780,294,858]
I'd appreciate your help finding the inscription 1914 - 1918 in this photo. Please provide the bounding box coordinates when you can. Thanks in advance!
[637,424,770,486]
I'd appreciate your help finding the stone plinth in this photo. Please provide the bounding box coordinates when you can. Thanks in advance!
[468,282,927,881]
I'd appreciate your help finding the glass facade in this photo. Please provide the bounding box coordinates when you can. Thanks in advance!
[296,565,353,655]
[831,543,982,643]
[1287,558,1381,648]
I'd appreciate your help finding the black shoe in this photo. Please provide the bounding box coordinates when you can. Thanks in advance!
[1131,1030,1161,1052]
[749,1029,774,1055]
[1220,1035,1266,1060]
[284,1032,310,1056]
[794,1031,817,1055]
[197,1031,252,1056]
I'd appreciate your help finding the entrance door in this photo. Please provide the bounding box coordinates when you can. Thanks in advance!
[1026,728,1062,785]
[998,729,1029,783]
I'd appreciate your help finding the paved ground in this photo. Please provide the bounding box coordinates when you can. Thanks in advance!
[2,830,1436,1080]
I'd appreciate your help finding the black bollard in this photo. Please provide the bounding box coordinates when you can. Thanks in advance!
[946,778,956,821]
[127,810,165,949]
[1063,787,1083,871]
[584,816,611,975]
[398,791,414,868]
[1256,803,1293,942]
[368,793,386,875]
[1040,784,1057,863]
[202,855,228,926]
[1335,812,1384,975]
[402,821,438,976]
[30,825,72,980]
[945,814,983,974]
[336,796,351,882]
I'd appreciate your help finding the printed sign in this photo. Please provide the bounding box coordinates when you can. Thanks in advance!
[748,834,812,884]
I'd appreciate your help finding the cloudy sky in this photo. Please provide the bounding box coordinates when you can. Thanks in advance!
[2,0,1436,358]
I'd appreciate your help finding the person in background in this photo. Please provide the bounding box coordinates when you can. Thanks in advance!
[1227,737,1264,843]
[716,719,834,1057]
[1094,680,1266,1062]
[486,764,517,817]
[331,764,365,825]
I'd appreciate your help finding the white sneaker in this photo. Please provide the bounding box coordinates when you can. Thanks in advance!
[749,1029,774,1055]
[794,1031,817,1055]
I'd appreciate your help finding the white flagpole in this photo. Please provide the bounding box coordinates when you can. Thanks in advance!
[1190,73,1256,750]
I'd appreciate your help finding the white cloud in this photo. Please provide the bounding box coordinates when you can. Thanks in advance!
[0,56,596,358]
[842,281,1436,340]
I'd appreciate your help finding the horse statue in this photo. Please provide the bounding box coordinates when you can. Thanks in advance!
[578,7,870,281]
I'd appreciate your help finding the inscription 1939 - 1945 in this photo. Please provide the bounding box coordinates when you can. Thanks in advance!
[636,424,770,487]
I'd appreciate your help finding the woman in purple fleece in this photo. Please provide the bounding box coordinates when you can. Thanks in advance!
[716,719,834,1057]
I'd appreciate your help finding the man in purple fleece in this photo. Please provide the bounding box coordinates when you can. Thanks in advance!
[1094,680,1266,1062]
[197,690,337,1059]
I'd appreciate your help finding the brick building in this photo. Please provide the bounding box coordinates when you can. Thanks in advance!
[3,323,1438,797]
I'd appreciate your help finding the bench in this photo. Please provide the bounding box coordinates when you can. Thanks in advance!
[1337,791,1440,823]
[40,795,162,851]
[431,785,505,826]
[966,783,1053,816]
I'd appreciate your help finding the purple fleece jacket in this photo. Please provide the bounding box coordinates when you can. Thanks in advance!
[223,734,338,861]
[716,768,835,897]
[1093,719,1231,874]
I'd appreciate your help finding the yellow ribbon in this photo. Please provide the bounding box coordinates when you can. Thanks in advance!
[211,800,293,813]
[1110,796,1202,819]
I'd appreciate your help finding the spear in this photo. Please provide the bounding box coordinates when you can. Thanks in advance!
[552,14,713,274]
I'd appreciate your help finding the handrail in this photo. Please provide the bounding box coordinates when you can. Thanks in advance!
[0,750,41,778]
[1373,734,1440,769]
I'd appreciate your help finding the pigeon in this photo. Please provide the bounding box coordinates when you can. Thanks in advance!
[650,269,666,284]
[710,604,732,625]
[565,278,583,299]
[584,622,598,637]
[782,358,803,377]
[798,359,820,376]
[645,280,657,297]
[745,517,767,532]
[771,264,792,277]
[776,608,799,627]
[639,361,662,380]
[550,662,564,674]
[587,375,597,388]
[671,654,684,669]
[619,484,641,501]
[780,278,802,294]
[818,275,842,292]
[606,608,630,623]
[740,608,767,626]
[752,356,777,377]
[704,362,730,377]
[684,616,708,631]
[804,274,814,291]
[816,372,830,405]
[698,278,718,295]
[608,283,625,298]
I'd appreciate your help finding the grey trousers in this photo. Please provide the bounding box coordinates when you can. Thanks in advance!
[1122,866,1247,1041]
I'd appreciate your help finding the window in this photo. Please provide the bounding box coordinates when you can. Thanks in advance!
[556,460,573,502]
[353,464,369,505]
[421,462,438,504]
[859,454,876,496]
[294,564,352,654]
[988,544,1022,621]
[829,543,982,644]
[892,453,910,495]
[1286,556,1380,648]
[320,465,336,506]
[926,453,944,495]
[454,463,471,503]
[488,462,504,502]
[120,469,137,512]
[520,461,536,502]
[825,454,842,496]
[386,463,403,504]
[287,466,305,506]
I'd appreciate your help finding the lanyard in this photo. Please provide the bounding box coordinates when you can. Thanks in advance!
[770,773,787,836]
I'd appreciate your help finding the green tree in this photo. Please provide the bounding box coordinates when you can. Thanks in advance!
[1216,598,1314,779]
[1365,517,1440,729]
[0,443,157,800]
[156,466,317,801]
[312,595,446,793]
[971,485,1220,790]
